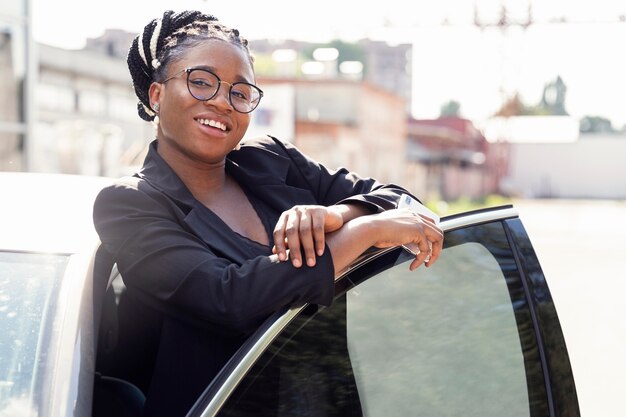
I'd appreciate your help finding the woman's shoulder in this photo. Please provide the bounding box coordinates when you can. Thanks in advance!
[239,135,293,155]
[94,175,152,207]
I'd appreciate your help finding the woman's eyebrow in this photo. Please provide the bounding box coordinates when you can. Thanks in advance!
[191,65,251,84]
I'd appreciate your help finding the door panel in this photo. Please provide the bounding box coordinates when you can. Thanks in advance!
[199,212,578,417]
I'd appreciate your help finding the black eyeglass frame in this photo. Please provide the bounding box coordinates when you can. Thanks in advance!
[161,67,264,114]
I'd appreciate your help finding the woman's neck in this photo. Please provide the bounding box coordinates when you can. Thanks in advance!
[157,141,229,199]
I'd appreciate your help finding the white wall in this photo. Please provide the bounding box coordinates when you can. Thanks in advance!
[505,135,626,199]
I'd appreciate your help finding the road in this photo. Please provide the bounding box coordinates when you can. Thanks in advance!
[513,199,626,417]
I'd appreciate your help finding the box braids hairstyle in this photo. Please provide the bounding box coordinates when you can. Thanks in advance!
[127,10,254,122]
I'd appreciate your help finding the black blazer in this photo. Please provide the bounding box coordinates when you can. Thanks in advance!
[93,135,411,416]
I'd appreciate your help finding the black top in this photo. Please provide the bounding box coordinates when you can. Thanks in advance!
[93,135,411,416]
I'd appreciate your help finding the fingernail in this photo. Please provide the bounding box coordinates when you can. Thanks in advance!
[317,249,324,256]
[278,253,285,261]
[307,258,315,267]
[293,259,301,268]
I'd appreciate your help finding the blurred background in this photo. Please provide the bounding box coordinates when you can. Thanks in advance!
[2,0,625,415]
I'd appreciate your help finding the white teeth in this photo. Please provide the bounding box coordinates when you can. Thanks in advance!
[197,118,227,131]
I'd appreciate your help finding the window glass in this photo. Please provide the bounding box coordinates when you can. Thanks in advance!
[0,252,68,415]
[36,83,76,112]
[217,222,547,417]
[346,242,528,416]
[78,90,107,115]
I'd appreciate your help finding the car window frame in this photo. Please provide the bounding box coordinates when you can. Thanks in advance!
[3,242,103,417]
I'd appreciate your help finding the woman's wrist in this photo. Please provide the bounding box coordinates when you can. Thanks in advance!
[325,214,380,274]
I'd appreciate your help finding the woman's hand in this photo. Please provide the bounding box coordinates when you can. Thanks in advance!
[369,208,444,270]
[272,205,344,268]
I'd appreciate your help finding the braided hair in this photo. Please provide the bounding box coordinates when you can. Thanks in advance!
[127,10,254,121]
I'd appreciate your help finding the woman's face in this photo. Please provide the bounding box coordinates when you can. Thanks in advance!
[149,39,255,167]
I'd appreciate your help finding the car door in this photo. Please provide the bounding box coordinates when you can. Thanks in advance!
[188,205,579,417]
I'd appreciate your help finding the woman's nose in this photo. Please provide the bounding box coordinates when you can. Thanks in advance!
[204,85,232,110]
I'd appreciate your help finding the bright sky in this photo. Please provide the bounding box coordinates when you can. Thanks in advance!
[32,0,626,127]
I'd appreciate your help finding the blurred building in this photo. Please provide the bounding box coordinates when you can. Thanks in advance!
[253,77,407,185]
[406,117,507,200]
[85,29,136,59]
[0,0,34,171]
[505,134,626,199]
[33,43,152,176]
[249,39,412,114]
[483,116,626,199]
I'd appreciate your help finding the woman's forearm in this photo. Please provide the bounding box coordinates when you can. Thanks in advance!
[325,208,444,275]
[325,215,378,275]
[332,203,374,224]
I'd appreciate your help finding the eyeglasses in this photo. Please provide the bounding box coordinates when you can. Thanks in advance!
[161,67,264,114]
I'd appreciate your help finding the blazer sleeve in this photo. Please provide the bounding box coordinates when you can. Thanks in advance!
[267,136,420,213]
[93,182,335,335]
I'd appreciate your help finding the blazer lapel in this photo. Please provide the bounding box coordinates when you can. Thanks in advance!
[228,143,317,213]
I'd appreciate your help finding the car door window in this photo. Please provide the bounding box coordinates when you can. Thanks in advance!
[212,220,564,417]
[346,241,529,416]
[0,252,68,415]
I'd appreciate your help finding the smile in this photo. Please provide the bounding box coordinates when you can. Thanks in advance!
[196,118,228,132]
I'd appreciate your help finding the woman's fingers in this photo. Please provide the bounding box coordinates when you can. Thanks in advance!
[425,225,444,267]
[272,212,289,262]
[273,206,336,268]
[407,234,432,271]
[311,209,327,257]
[374,208,443,271]
[284,209,303,267]
[297,210,316,267]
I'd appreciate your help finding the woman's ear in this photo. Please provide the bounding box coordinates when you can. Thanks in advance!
[148,82,163,112]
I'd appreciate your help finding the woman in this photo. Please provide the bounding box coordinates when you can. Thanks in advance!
[93,10,443,416]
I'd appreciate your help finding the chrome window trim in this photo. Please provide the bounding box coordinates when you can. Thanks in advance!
[199,205,520,417]
[43,242,100,417]
[199,308,303,417]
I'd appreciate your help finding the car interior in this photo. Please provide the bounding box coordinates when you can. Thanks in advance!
[91,247,148,417]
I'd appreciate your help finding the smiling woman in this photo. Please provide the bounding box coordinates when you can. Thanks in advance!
[92,10,443,417]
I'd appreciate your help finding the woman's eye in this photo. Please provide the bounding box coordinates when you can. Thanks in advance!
[231,90,248,101]
[190,78,213,88]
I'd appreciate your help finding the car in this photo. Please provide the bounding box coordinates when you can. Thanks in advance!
[0,172,113,417]
[0,172,579,417]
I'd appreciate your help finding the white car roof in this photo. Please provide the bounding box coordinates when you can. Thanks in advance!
[0,172,113,254]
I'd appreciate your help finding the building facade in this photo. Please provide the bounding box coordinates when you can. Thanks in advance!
[406,117,506,201]
[506,134,626,199]
[33,44,153,176]
[0,0,34,171]
[249,38,413,114]
[255,77,408,185]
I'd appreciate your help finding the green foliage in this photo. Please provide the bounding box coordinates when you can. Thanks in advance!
[494,75,570,117]
[579,115,615,133]
[440,100,462,117]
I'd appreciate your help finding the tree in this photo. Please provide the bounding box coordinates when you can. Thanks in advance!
[493,93,546,117]
[540,75,568,115]
[440,100,461,117]
[579,116,615,133]
[493,76,570,117]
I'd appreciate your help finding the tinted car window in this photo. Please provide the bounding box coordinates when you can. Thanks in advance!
[345,241,529,416]
[212,220,567,417]
[0,252,68,415]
